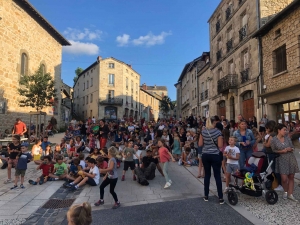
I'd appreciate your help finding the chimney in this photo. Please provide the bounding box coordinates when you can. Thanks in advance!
[142,83,147,90]
[154,85,157,89]
[127,64,132,68]
[97,56,102,62]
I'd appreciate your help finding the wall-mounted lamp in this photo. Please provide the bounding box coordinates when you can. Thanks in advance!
[263,98,267,104]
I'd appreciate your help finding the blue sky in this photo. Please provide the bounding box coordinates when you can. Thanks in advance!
[29,0,220,100]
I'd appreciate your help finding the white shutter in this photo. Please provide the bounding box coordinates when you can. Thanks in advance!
[244,52,249,69]
[230,62,234,74]
[242,14,248,27]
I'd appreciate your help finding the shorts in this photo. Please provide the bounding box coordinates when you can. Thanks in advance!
[40,175,51,181]
[134,159,140,165]
[86,177,97,186]
[8,159,18,167]
[123,161,135,171]
[15,169,26,176]
[259,126,266,132]
[226,164,239,174]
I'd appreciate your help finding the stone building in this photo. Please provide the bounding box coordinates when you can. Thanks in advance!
[60,81,72,126]
[73,57,140,121]
[174,82,182,119]
[139,87,162,121]
[253,0,300,123]
[141,84,168,99]
[0,0,70,132]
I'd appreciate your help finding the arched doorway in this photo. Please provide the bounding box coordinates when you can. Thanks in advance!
[230,96,235,120]
[242,91,254,120]
[218,100,226,117]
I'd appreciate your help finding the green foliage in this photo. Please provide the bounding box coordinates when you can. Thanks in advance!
[17,65,57,111]
[159,96,175,115]
[73,67,83,85]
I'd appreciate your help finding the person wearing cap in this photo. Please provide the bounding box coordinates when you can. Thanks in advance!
[10,142,32,190]
[12,118,27,137]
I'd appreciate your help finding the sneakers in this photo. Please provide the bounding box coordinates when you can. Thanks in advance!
[112,202,121,209]
[288,194,298,202]
[164,182,171,189]
[63,183,72,188]
[223,187,229,193]
[219,199,225,205]
[283,192,288,200]
[39,179,44,185]
[10,185,18,190]
[20,184,25,189]
[274,185,284,191]
[133,175,136,181]
[70,185,78,191]
[203,196,208,202]
[28,180,37,185]
[4,179,12,184]
[121,175,125,181]
[169,180,172,184]
[94,199,104,206]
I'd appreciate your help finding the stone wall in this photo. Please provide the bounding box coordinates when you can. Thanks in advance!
[0,0,64,132]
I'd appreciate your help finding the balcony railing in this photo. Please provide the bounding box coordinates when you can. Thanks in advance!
[216,21,220,33]
[216,50,222,61]
[99,98,123,106]
[226,6,232,20]
[239,0,244,5]
[241,68,249,84]
[239,25,247,42]
[200,90,209,101]
[217,74,238,94]
[226,39,233,53]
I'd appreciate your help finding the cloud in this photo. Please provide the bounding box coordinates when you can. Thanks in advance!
[132,31,172,46]
[63,28,103,41]
[116,34,130,46]
[63,40,99,55]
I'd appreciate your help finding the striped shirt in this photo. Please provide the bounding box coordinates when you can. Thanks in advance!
[201,128,222,155]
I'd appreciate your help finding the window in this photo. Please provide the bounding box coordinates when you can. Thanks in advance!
[87,80,89,89]
[131,80,134,92]
[83,97,85,105]
[192,90,194,100]
[275,29,281,38]
[108,90,114,99]
[41,64,46,75]
[242,50,249,70]
[20,53,28,76]
[109,63,115,68]
[90,94,93,103]
[228,60,234,74]
[126,77,128,90]
[90,77,93,86]
[86,95,89,104]
[108,74,115,85]
[273,45,287,75]
[83,82,85,90]
[218,68,223,80]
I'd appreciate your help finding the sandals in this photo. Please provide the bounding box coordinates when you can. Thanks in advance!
[4,179,12,184]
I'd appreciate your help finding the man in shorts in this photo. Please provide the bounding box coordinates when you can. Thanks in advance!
[121,140,138,181]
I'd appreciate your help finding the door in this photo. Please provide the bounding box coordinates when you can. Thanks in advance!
[218,101,226,117]
[242,91,254,120]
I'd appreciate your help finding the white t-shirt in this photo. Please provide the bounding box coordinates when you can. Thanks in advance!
[158,125,165,130]
[128,125,135,132]
[133,150,142,160]
[224,146,240,165]
[80,160,86,169]
[89,166,100,185]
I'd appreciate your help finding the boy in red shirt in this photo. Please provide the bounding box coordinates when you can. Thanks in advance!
[28,155,54,185]
[97,157,108,176]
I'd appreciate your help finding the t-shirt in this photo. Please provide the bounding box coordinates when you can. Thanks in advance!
[54,162,67,175]
[159,147,170,163]
[260,118,268,127]
[133,149,143,160]
[40,163,54,176]
[9,143,21,159]
[89,166,100,185]
[142,156,158,168]
[80,160,86,169]
[123,147,135,162]
[201,128,222,155]
[14,122,26,135]
[99,161,108,169]
[41,141,51,151]
[17,152,32,170]
[127,125,135,132]
[224,146,240,164]
[107,158,118,179]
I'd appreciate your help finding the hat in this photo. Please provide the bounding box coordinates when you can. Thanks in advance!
[21,142,29,147]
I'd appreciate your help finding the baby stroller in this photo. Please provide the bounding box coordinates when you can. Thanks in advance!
[226,152,280,205]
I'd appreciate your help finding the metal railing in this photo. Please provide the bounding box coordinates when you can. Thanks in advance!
[239,25,247,42]
[226,39,233,53]
[217,74,238,94]
[241,68,249,84]
[99,98,123,106]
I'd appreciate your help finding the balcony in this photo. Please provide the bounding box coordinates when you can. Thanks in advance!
[99,98,123,106]
[239,0,244,5]
[239,25,247,42]
[200,89,209,101]
[216,21,220,33]
[216,50,222,61]
[226,39,233,53]
[226,6,232,20]
[217,74,238,94]
[241,68,249,84]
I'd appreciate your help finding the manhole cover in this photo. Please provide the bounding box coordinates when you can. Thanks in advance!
[42,199,75,209]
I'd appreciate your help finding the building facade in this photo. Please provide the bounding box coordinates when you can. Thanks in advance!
[139,88,161,121]
[254,0,300,123]
[0,0,70,131]
[73,57,140,121]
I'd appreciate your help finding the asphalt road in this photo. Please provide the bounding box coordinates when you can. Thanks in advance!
[89,197,253,225]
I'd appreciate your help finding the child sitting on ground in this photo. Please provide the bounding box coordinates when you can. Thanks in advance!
[78,153,86,169]
[179,147,195,167]
[65,158,83,182]
[83,156,91,172]
[89,148,100,160]
[29,155,54,185]
[52,155,68,180]
[223,137,240,193]
[11,142,32,189]
[97,157,108,176]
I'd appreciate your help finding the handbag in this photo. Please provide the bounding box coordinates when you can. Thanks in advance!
[204,127,223,160]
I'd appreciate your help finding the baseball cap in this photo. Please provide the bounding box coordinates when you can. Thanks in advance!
[21,142,29,147]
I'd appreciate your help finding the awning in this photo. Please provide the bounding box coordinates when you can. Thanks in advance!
[201,100,209,106]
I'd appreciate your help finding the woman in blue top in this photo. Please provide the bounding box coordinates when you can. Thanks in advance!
[233,120,256,169]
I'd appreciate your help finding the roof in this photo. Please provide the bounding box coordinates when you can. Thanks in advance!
[140,88,162,101]
[108,57,141,76]
[146,86,168,91]
[16,0,70,46]
[208,0,225,22]
[253,0,300,37]
[73,61,99,88]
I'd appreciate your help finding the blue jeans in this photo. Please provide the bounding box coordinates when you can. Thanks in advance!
[162,161,170,183]
[239,149,253,169]
[202,153,223,199]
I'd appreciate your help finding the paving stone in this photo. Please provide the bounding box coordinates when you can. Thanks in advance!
[35,208,47,215]
[36,217,47,225]
[23,214,40,223]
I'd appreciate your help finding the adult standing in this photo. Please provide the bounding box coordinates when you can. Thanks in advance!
[270,124,299,202]
[12,118,27,137]
[50,116,58,133]
[198,116,224,204]
[233,120,256,169]
[99,119,109,149]
[259,114,268,138]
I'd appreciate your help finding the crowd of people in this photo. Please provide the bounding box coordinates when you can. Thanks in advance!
[0,112,299,216]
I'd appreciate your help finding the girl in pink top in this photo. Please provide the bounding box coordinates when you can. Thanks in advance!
[158,139,175,189]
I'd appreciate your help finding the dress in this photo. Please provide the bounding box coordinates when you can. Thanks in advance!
[270,136,299,174]
[172,139,181,155]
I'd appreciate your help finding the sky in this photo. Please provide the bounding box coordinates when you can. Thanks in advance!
[29,0,221,100]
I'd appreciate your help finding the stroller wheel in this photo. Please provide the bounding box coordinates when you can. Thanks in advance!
[227,190,238,205]
[265,190,278,205]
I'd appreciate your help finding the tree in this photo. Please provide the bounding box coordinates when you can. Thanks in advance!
[73,67,83,85]
[18,65,57,111]
[159,96,175,117]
